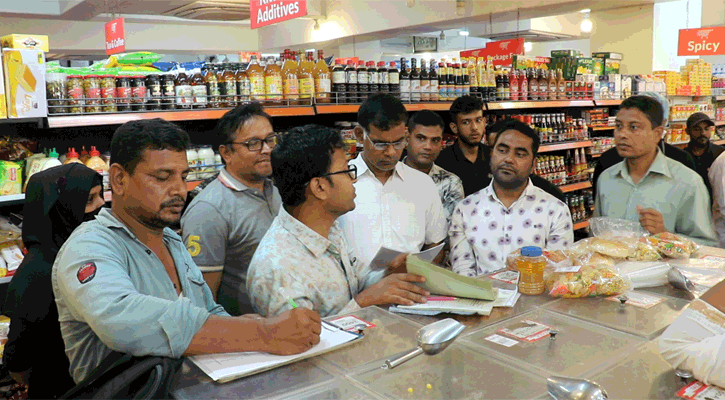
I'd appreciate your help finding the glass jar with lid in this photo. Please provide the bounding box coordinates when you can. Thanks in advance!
[46,73,67,114]
[100,75,117,113]
[66,75,84,114]
[131,76,147,111]
[115,76,132,112]
[83,75,102,113]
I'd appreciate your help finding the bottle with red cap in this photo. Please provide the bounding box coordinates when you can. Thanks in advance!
[85,146,110,190]
[357,60,369,101]
[388,61,400,98]
[63,148,83,165]
[367,61,379,95]
[377,61,389,93]
[331,58,346,103]
[345,60,358,103]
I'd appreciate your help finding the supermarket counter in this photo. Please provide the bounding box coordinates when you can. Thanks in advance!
[171,247,725,400]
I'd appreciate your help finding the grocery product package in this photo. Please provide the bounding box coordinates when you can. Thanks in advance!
[0,161,21,195]
[589,217,646,238]
[616,261,671,288]
[545,264,631,298]
[641,232,700,259]
[506,248,572,272]
[0,34,49,52]
[2,49,47,118]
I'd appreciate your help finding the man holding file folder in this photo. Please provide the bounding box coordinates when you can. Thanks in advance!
[247,124,430,318]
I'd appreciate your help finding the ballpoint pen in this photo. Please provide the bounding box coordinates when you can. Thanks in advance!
[277,287,344,332]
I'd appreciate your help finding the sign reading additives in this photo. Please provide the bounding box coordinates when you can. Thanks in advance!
[251,0,308,29]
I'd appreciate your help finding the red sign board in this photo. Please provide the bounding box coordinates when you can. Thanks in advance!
[678,26,725,56]
[251,0,308,29]
[460,38,525,67]
[105,17,126,55]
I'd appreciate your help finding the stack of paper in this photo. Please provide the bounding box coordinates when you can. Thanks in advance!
[406,255,497,301]
[390,289,521,316]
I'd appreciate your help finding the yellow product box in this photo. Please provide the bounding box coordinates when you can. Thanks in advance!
[0,55,5,119]
[2,49,47,118]
[0,161,21,196]
[0,34,49,52]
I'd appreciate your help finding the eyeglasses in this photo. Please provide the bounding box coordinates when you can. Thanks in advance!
[320,164,357,180]
[228,134,278,152]
[364,132,407,151]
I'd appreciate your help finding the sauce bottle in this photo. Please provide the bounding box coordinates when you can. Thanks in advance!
[80,146,90,164]
[220,63,238,107]
[410,58,421,102]
[190,68,208,109]
[367,61,379,96]
[429,60,438,102]
[282,51,300,105]
[398,58,410,102]
[486,61,496,101]
[235,63,251,103]
[468,57,477,97]
[548,70,557,101]
[345,60,358,103]
[264,57,282,105]
[510,69,519,101]
[438,62,447,101]
[502,69,509,100]
[174,68,193,109]
[203,65,220,108]
[495,69,503,101]
[538,69,548,100]
[161,74,175,110]
[331,58,346,103]
[313,50,331,104]
[453,61,463,100]
[388,61,400,99]
[246,55,266,102]
[377,61,389,94]
[85,146,110,191]
[357,60,369,102]
[476,57,486,98]
[461,61,470,97]
[420,59,430,102]
[298,51,315,104]
[528,68,538,101]
[557,68,566,100]
[520,68,528,101]
[63,147,83,165]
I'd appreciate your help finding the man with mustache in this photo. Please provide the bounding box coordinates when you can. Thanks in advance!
[403,110,464,224]
[52,119,321,384]
[684,112,723,202]
[247,125,429,318]
[449,119,573,277]
[181,103,281,315]
[339,94,447,287]
[594,96,717,245]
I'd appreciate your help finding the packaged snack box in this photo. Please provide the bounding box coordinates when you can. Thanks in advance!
[0,54,5,119]
[0,161,21,196]
[592,52,623,61]
[2,49,47,118]
[0,34,49,52]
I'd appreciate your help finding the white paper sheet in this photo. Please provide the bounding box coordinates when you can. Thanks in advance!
[189,326,361,382]
[368,243,445,271]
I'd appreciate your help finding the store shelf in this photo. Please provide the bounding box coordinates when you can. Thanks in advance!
[713,96,725,101]
[588,152,603,158]
[559,181,592,193]
[589,126,615,131]
[594,99,623,106]
[486,100,595,110]
[539,141,593,153]
[403,103,453,111]
[0,194,25,206]
[716,121,725,126]
[0,117,44,127]
[573,220,590,230]
[47,106,315,128]
[314,104,360,114]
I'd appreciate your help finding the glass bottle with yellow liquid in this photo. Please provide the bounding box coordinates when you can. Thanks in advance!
[220,63,237,107]
[517,246,546,295]
[264,56,282,105]
[314,50,331,104]
[246,55,266,102]
[298,51,315,104]
[282,50,300,105]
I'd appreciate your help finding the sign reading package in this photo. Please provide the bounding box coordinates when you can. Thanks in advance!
[678,26,725,56]
[251,0,308,29]
[105,17,126,55]
[460,38,525,67]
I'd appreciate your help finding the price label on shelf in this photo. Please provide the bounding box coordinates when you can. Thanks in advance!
[485,334,519,348]
[498,320,553,343]
[488,270,519,285]
[677,381,725,400]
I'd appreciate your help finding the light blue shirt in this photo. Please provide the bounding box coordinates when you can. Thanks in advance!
[594,150,718,246]
[52,209,228,383]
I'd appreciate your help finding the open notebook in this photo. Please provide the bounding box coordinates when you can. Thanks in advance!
[189,325,362,383]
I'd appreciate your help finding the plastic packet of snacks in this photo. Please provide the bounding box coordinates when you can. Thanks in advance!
[545,261,631,298]
[641,232,700,259]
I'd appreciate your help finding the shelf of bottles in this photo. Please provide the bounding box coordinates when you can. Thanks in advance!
[560,181,593,193]
[539,141,593,153]
[573,220,590,231]
[594,100,623,107]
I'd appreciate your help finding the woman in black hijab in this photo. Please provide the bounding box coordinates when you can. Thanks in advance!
[2,164,104,399]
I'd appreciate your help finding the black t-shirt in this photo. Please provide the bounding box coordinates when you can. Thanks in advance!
[592,142,697,197]
[685,141,725,202]
[435,140,565,202]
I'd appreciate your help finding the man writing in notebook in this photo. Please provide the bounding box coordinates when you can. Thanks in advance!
[247,124,429,318]
[52,119,320,384]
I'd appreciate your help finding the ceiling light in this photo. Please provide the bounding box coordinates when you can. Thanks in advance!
[459,29,469,36]
[439,31,446,41]
[524,42,533,53]
[580,8,591,13]
[580,14,593,33]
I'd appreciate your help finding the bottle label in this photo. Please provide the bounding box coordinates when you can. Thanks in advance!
[410,80,421,101]
[315,78,331,97]
[388,72,399,85]
[439,85,447,98]
[207,82,220,96]
[101,87,114,99]
[299,77,314,98]
[369,72,379,85]
[381,73,390,85]
[175,85,193,104]
[357,72,369,84]
[400,79,410,100]
[283,78,299,95]
[332,71,346,84]
[430,80,439,95]
[86,87,101,100]
[250,77,265,96]
[265,76,282,99]
[192,85,208,104]
[346,71,358,84]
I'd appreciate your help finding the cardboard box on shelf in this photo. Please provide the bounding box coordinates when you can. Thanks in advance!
[576,58,603,76]
[551,50,580,57]
[2,49,47,118]
[592,52,623,60]
[0,34,49,52]
[0,161,21,196]
[0,54,6,119]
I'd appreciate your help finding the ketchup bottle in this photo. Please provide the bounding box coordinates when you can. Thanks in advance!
[510,70,519,101]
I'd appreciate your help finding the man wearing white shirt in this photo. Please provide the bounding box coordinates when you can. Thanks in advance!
[339,94,447,285]
[709,151,725,247]
[449,119,574,277]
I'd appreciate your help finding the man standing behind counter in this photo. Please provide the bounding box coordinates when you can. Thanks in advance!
[339,94,447,286]
[247,125,429,318]
[684,112,723,202]
[52,119,320,384]
[181,103,281,315]
[594,95,717,246]
[403,110,464,224]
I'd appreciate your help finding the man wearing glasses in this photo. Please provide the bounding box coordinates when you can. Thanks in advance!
[181,103,282,315]
[340,94,447,287]
[247,125,430,317]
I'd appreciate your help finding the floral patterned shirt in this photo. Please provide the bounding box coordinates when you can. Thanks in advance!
[247,207,364,318]
[428,163,465,225]
[449,179,574,277]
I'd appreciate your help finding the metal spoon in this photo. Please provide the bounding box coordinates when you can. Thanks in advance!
[547,376,608,400]
[668,267,696,292]
[381,318,465,369]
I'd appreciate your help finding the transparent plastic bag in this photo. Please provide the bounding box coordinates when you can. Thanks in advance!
[589,217,647,239]
[570,237,637,259]
[641,232,700,259]
[615,261,671,288]
[545,264,631,298]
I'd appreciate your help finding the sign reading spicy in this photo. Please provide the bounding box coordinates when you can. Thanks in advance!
[251,0,308,29]
[678,26,725,56]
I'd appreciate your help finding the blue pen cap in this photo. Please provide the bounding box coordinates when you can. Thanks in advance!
[521,246,542,257]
